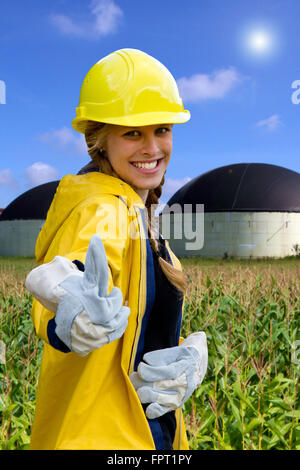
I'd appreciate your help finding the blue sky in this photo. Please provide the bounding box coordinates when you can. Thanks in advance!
[1,0,300,209]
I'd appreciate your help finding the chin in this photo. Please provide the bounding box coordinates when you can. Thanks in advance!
[136,176,164,189]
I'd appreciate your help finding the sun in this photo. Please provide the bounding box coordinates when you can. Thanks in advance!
[238,24,279,61]
[248,31,272,54]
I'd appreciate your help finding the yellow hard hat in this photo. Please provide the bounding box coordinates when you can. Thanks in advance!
[72,48,190,133]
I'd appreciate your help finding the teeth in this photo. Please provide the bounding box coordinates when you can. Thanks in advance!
[132,160,158,169]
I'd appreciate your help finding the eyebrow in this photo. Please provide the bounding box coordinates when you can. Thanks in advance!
[120,124,173,134]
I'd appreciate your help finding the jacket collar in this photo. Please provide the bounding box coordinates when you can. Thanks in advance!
[69,172,145,209]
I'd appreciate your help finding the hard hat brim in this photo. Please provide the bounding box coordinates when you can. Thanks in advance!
[72,110,191,134]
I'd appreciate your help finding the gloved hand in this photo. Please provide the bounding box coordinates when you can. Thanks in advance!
[25,234,130,356]
[130,332,208,419]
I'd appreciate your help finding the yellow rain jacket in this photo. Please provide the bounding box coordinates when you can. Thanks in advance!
[30,172,189,450]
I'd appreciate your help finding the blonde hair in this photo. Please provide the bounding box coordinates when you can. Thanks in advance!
[84,121,188,295]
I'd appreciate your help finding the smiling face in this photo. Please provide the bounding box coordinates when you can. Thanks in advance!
[104,124,173,203]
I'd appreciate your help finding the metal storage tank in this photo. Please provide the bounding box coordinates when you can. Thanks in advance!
[0,181,59,257]
[159,163,300,258]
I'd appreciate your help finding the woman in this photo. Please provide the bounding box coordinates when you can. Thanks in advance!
[26,48,208,450]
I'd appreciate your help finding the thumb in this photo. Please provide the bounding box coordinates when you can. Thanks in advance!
[83,234,109,295]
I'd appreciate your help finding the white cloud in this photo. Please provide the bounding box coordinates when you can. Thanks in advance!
[177,67,243,102]
[50,0,123,39]
[162,177,192,201]
[49,14,84,37]
[25,162,58,188]
[38,126,87,155]
[255,114,281,132]
[0,169,15,186]
[91,0,123,35]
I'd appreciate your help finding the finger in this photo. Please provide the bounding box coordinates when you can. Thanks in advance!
[145,403,170,420]
[138,358,188,382]
[129,372,147,390]
[105,305,130,330]
[85,288,124,324]
[106,316,128,343]
[138,386,182,408]
[143,346,186,367]
[130,373,187,394]
[77,289,128,326]
[91,296,130,328]
[136,386,159,404]
[106,286,126,313]
[83,235,109,295]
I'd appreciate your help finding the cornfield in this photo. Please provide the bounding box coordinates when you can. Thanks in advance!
[0,256,299,450]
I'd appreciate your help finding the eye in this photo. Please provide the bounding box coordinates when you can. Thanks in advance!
[155,126,172,135]
[123,130,140,137]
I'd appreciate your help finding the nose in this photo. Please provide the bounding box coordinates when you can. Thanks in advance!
[140,135,160,158]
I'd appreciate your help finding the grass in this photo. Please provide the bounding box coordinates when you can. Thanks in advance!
[0,258,41,450]
[180,256,300,450]
[0,255,299,450]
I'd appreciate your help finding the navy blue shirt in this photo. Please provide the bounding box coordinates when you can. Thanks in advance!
[134,234,184,450]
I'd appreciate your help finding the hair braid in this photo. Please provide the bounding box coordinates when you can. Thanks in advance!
[145,175,188,295]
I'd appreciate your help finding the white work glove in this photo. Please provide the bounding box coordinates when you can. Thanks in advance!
[130,332,208,419]
[25,234,130,356]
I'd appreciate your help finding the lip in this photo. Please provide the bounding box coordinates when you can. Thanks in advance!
[130,158,164,174]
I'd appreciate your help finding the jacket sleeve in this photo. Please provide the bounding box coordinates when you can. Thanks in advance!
[31,195,130,350]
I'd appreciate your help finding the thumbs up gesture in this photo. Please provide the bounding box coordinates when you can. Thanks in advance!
[25,234,130,356]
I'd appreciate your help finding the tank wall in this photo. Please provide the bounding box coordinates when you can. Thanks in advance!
[159,212,300,258]
[0,220,45,257]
